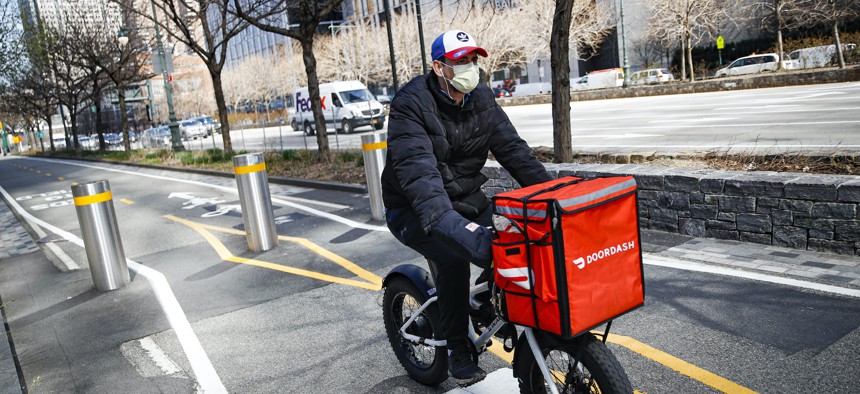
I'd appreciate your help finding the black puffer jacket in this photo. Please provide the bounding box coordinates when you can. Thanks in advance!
[381,73,552,233]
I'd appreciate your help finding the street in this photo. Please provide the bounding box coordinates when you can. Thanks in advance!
[1,156,858,393]
[161,82,860,156]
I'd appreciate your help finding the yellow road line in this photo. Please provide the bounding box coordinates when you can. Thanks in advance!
[605,333,757,394]
[58,177,65,181]
[120,199,135,205]
[45,173,51,176]
[161,217,749,393]
[163,215,381,290]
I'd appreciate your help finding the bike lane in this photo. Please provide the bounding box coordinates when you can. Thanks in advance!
[1,156,857,392]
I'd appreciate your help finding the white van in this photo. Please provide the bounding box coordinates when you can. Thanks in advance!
[574,68,624,91]
[714,53,794,77]
[509,82,552,97]
[293,80,386,135]
[786,44,857,69]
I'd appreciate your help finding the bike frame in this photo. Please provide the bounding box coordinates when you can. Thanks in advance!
[397,283,562,394]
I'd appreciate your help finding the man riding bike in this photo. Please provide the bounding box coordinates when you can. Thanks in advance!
[381,29,552,386]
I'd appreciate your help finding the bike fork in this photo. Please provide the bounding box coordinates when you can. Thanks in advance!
[524,327,560,394]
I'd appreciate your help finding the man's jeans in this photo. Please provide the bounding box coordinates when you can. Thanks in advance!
[386,206,492,348]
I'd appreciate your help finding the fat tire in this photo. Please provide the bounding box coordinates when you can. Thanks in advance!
[515,333,632,394]
[382,277,448,386]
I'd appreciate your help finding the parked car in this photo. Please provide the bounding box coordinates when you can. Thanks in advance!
[77,135,97,150]
[52,135,66,149]
[192,116,221,135]
[179,120,207,140]
[509,82,552,97]
[714,53,791,77]
[142,126,172,148]
[492,87,512,98]
[571,68,625,91]
[630,68,675,85]
[103,133,122,147]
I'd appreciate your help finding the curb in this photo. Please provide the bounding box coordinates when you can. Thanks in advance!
[40,156,368,194]
[496,66,860,106]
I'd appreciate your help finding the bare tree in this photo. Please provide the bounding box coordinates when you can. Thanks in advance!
[807,0,859,69]
[524,0,613,162]
[751,0,808,70]
[646,0,740,81]
[112,0,251,152]
[234,0,344,162]
[632,37,665,69]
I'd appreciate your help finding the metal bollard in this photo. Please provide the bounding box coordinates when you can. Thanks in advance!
[71,180,130,291]
[361,132,387,221]
[233,152,278,252]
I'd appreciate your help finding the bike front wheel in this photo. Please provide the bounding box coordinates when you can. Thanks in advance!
[382,277,448,386]
[515,332,633,394]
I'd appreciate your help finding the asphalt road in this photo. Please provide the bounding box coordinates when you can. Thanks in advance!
[156,82,860,156]
[1,156,858,393]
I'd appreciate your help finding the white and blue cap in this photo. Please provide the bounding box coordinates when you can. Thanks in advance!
[431,30,488,61]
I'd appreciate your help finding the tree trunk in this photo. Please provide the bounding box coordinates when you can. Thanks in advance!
[71,112,80,152]
[551,0,573,163]
[777,29,784,70]
[94,88,105,151]
[834,23,845,69]
[211,73,233,152]
[119,86,131,151]
[686,33,695,82]
[46,116,55,152]
[680,36,687,81]
[301,37,332,162]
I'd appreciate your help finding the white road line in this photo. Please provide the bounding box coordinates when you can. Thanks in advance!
[0,186,80,271]
[572,120,860,131]
[25,157,387,232]
[648,118,737,123]
[644,253,860,298]
[568,145,860,149]
[138,337,183,375]
[0,185,227,393]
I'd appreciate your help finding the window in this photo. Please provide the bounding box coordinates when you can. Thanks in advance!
[340,89,374,104]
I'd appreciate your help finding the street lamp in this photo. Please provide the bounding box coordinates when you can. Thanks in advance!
[118,2,184,152]
[619,0,631,88]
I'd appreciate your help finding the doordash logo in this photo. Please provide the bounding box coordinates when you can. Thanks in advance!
[571,240,636,270]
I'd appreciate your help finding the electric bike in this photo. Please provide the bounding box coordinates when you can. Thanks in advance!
[381,263,634,394]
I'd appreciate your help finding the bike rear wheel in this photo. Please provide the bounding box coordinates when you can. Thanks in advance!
[382,277,448,386]
[515,332,633,394]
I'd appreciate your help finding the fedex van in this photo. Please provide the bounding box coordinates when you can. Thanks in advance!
[293,80,386,135]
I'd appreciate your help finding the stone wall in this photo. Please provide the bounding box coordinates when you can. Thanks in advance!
[481,162,860,256]
[496,67,860,106]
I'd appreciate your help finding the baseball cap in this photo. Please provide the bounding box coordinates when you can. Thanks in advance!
[431,30,488,61]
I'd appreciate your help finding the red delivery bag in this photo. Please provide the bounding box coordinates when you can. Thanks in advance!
[492,176,644,337]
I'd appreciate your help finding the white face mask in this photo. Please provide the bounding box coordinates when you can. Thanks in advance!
[439,62,480,94]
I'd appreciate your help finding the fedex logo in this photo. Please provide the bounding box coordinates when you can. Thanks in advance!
[296,91,327,113]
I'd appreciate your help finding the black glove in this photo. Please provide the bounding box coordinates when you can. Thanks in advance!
[431,210,493,269]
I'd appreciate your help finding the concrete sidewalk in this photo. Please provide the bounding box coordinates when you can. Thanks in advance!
[1,163,859,393]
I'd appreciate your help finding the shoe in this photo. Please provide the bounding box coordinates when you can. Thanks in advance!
[448,343,487,386]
